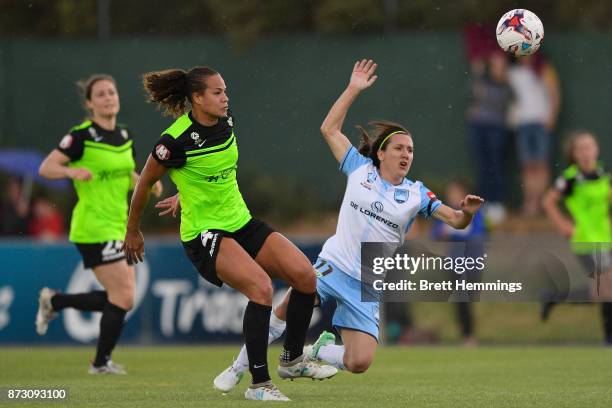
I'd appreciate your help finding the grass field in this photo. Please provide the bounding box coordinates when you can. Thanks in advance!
[1,346,611,407]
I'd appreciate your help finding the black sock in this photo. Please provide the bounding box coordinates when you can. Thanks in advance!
[51,291,108,312]
[244,301,272,384]
[282,289,315,363]
[456,302,473,337]
[93,302,127,367]
[601,302,612,343]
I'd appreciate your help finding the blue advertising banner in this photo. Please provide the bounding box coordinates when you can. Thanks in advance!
[0,240,334,344]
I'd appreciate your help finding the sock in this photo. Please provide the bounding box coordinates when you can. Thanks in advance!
[93,302,127,367]
[244,301,272,384]
[235,311,286,371]
[456,302,473,337]
[282,289,315,363]
[602,302,612,344]
[51,291,107,312]
[318,344,346,370]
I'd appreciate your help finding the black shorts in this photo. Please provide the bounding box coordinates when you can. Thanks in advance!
[576,250,612,278]
[75,240,132,269]
[182,218,275,287]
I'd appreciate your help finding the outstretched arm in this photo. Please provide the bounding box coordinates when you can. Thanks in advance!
[123,154,168,263]
[433,195,484,229]
[320,59,378,162]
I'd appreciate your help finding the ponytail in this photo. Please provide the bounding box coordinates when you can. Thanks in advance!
[142,66,219,118]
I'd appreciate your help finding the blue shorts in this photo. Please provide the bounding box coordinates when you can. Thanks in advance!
[314,258,380,341]
[516,123,550,163]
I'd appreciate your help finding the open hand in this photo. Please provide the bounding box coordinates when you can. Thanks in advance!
[67,167,93,181]
[349,59,378,91]
[460,195,485,215]
[122,228,145,264]
[155,193,180,217]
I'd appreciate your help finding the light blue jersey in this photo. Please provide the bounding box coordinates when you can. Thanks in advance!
[319,146,442,282]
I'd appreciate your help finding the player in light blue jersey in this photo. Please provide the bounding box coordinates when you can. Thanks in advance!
[157,60,483,391]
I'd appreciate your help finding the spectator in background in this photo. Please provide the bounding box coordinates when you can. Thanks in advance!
[432,179,486,346]
[466,52,513,225]
[0,176,30,236]
[28,194,65,241]
[507,53,561,216]
[542,131,612,344]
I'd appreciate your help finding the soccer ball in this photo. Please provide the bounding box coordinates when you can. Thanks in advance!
[496,9,544,56]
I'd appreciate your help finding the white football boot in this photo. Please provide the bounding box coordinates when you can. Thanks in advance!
[244,381,290,401]
[88,360,127,375]
[35,287,57,335]
[213,363,246,392]
[277,354,338,381]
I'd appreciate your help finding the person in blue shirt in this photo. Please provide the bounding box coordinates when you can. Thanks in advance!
[432,179,486,345]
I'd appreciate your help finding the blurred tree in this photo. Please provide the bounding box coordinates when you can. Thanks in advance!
[204,0,312,49]
[2,0,612,40]
[0,0,96,37]
[313,0,386,33]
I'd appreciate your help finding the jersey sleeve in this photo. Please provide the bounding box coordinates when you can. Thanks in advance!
[554,175,572,196]
[56,132,85,161]
[339,145,370,176]
[152,134,186,168]
[418,183,442,219]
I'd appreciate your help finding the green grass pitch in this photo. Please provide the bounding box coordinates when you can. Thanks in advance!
[1,346,611,407]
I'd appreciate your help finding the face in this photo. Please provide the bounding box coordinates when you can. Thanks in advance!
[377,133,413,180]
[86,79,119,118]
[573,134,599,171]
[489,53,507,81]
[192,74,229,119]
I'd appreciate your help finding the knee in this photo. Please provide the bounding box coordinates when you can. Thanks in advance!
[290,264,316,293]
[121,297,134,311]
[246,277,273,305]
[109,288,135,311]
[344,357,372,374]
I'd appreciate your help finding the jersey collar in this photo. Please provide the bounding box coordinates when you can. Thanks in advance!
[375,167,410,190]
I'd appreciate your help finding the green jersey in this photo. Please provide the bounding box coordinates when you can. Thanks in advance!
[556,164,611,254]
[152,111,251,241]
[58,120,136,243]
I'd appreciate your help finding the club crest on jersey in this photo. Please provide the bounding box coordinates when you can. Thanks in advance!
[191,132,206,147]
[394,188,408,203]
[88,127,103,142]
[155,144,171,161]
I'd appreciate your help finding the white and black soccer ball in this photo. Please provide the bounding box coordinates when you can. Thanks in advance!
[496,9,544,56]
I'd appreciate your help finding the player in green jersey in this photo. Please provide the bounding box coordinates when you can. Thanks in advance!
[35,74,162,373]
[542,130,612,344]
[123,66,336,401]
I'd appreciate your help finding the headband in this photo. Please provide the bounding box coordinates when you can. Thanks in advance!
[379,130,407,149]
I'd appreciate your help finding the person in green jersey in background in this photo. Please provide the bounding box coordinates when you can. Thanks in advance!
[542,130,612,344]
[35,74,163,373]
[123,66,336,401]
